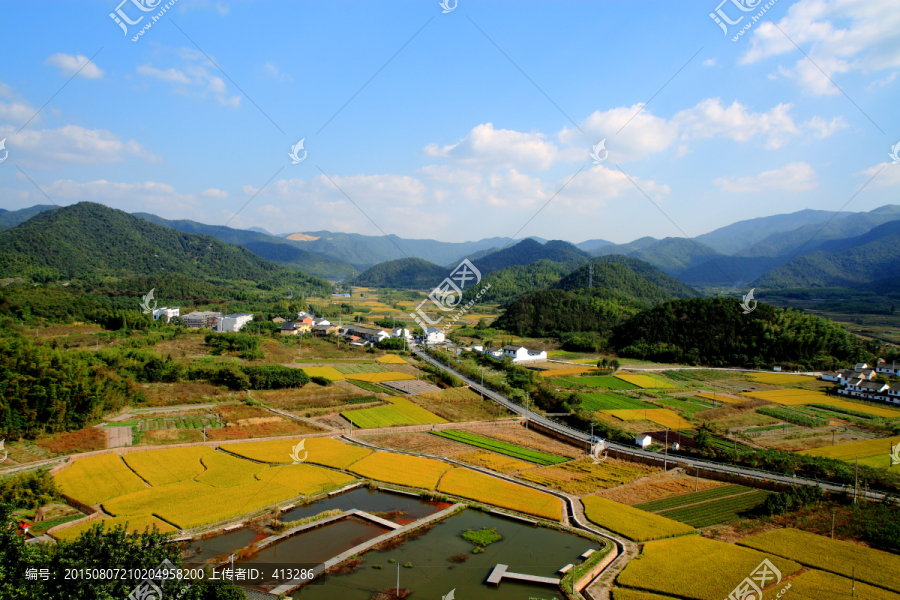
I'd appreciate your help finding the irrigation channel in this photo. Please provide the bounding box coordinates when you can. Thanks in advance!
[181,487,604,598]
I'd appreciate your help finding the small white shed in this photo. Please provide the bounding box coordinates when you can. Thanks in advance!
[635,434,653,449]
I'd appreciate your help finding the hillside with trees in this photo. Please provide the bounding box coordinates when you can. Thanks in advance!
[553,261,685,302]
[353,257,448,288]
[610,297,877,369]
[472,239,589,275]
[0,202,331,295]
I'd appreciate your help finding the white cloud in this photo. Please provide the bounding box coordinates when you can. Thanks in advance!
[703,58,717,67]
[713,162,818,193]
[136,51,240,107]
[0,82,39,125]
[424,123,559,171]
[201,188,229,199]
[0,124,159,168]
[559,104,678,162]
[859,162,900,188]
[545,164,670,216]
[740,0,900,94]
[262,62,292,82]
[45,53,104,79]
[136,64,191,84]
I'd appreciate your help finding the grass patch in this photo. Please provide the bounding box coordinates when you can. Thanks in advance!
[341,397,447,428]
[581,392,653,411]
[461,527,501,547]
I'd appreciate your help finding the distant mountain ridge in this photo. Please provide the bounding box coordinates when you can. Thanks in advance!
[132,213,358,280]
[353,257,447,289]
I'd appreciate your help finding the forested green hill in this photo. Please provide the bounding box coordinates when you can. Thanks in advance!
[353,257,448,288]
[0,202,331,295]
[610,297,876,369]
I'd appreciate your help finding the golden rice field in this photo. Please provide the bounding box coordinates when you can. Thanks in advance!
[347,451,452,489]
[53,514,177,542]
[123,447,213,486]
[611,591,681,600]
[539,367,600,377]
[820,398,900,418]
[456,450,534,473]
[344,372,415,382]
[747,372,813,384]
[605,409,693,429]
[616,374,676,389]
[437,467,563,521]
[787,569,898,600]
[221,437,373,468]
[615,535,802,600]
[376,354,408,364]
[102,463,355,530]
[580,496,695,542]
[740,389,826,405]
[55,454,147,506]
[798,435,900,461]
[301,366,346,380]
[519,459,652,495]
[695,391,742,404]
[737,527,900,593]
[195,451,264,488]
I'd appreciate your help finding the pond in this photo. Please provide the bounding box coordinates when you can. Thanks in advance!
[183,487,448,565]
[291,509,599,600]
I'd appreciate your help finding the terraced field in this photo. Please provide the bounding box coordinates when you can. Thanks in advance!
[333,364,388,374]
[433,430,568,465]
[561,376,639,390]
[616,373,677,389]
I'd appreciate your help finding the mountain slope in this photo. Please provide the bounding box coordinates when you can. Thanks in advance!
[132,213,356,280]
[737,205,900,258]
[752,220,900,289]
[694,208,850,255]
[570,256,699,298]
[460,259,576,306]
[591,236,659,257]
[0,202,330,291]
[576,238,614,251]
[0,205,58,231]
[472,239,590,276]
[353,257,448,288]
[552,262,672,305]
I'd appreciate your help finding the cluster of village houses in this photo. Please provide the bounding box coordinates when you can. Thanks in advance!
[153,306,551,363]
[820,360,900,405]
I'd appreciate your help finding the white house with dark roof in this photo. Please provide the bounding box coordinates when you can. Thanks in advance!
[501,345,548,363]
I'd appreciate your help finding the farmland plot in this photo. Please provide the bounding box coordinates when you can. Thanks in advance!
[656,490,770,527]
[437,467,563,521]
[518,458,652,495]
[581,496,695,542]
[55,454,147,506]
[433,430,567,465]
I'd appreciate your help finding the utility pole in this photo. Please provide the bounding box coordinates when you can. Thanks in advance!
[525,392,529,431]
[664,427,669,470]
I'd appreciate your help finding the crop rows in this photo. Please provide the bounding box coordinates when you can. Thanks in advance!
[657,490,770,527]
[757,406,827,427]
[635,484,750,512]
[434,430,568,465]
[581,392,652,411]
[333,364,388,374]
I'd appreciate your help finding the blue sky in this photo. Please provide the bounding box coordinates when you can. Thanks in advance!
[0,0,898,244]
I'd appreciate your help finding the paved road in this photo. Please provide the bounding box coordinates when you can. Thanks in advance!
[411,345,886,502]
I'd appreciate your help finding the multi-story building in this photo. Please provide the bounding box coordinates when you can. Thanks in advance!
[216,313,254,333]
[182,311,221,329]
